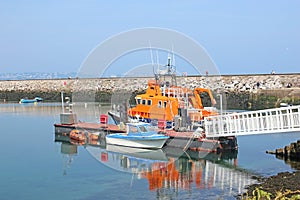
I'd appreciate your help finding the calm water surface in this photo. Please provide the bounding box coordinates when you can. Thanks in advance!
[1,103,300,200]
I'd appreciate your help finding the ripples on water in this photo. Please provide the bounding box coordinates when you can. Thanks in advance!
[0,103,300,200]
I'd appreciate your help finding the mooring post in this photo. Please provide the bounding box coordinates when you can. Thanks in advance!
[61,91,64,113]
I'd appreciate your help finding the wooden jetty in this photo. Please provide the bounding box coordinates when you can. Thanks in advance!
[54,118,237,152]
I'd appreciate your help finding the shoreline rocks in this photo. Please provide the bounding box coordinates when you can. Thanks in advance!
[239,171,300,199]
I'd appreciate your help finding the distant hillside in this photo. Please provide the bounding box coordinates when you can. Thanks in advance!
[0,72,77,80]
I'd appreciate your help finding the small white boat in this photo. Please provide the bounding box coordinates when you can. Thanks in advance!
[105,122,169,149]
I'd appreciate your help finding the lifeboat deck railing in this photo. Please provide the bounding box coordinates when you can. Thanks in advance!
[204,105,300,137]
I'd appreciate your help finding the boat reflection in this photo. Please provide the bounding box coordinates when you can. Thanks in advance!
[59,142,77,176]
[55,134,256,195]
[88,145,169,174]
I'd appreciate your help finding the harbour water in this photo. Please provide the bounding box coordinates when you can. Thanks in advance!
[1,103,300,200]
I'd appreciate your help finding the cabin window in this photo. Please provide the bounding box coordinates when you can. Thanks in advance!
[200,92,212,107]
[136,98,141,105]
[147,125,155,132]
[142,99,146,105]
[164,101,167,108]
[129,126,138,133]
[139,126,147,132]
[158,100,162,108]
[147,99,152,105]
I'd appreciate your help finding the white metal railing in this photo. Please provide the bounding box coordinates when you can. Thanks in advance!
[164,87,187,98]
[205,162,256,195]
[204,105,300,137]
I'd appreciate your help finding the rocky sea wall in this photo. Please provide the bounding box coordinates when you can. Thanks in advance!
[0,73,299,110]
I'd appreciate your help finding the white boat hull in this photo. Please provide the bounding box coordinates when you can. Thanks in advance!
[106,144,168,161]
[106,137,167,149]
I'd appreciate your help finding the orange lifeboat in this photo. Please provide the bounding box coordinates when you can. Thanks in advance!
[128,79,218,126]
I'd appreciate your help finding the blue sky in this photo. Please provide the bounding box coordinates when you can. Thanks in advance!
[0,0,299,75]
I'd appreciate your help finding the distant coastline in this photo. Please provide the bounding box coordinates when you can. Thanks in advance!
[1,72,300,81]
[0,72,77,80]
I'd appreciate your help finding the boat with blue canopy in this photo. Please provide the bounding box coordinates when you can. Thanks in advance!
[106,122,169,149]
[20,97,43,103]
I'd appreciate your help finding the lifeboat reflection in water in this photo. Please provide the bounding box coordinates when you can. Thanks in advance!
[86,145,255,195]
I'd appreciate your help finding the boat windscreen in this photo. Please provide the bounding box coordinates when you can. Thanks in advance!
[128,126,138,133]
[145,125,156,132]
[139,125,148,132]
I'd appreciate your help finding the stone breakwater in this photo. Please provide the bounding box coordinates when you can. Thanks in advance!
[0,73,299,109]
